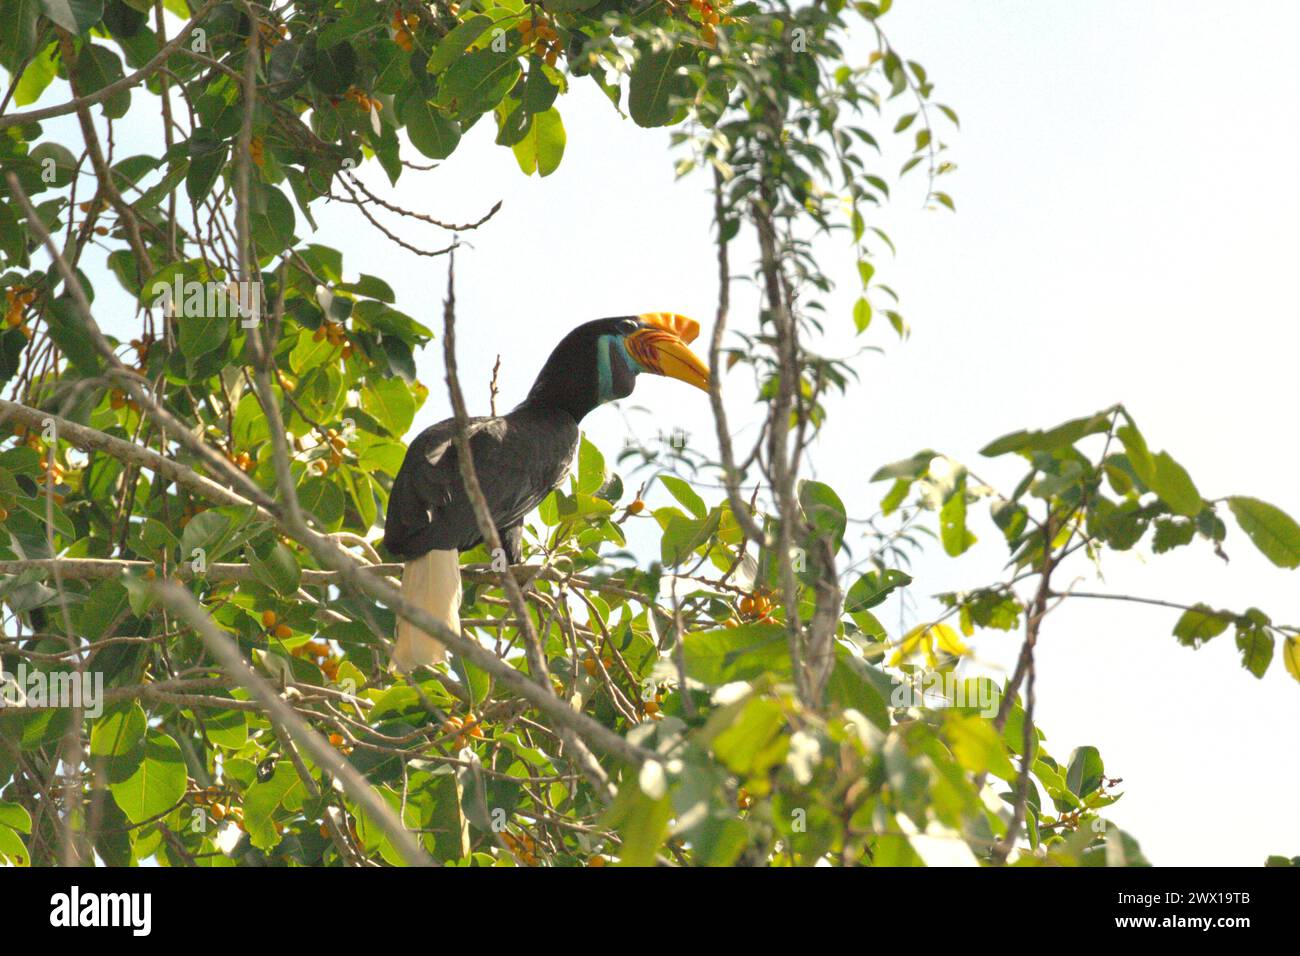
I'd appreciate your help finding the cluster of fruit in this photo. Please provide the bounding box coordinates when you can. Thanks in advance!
[327,732,354,756]
[126,334,152,370]
[260,609,294,640]
[580,652,612,677]
[11,423,42,451]
[282,627,343,682]
[689,0,724,45]
[194,787,256,832]
[311,320,354,360]
[720,589,774,628]
[518,18,562,67]
[4,286,36,339]
[640,688,664,719]
[257,19,288,48]
[441,713,485,750]
[108,389,141,414]
[343,87,384,114]
[36,449,64,486]
[500,830,540,866]
[224,447,256,472]
[391,10,420,51]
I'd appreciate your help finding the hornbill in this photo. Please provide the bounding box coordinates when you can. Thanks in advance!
[381,312,710,670]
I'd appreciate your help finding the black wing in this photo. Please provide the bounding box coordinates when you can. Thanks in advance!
[381,408,577,560]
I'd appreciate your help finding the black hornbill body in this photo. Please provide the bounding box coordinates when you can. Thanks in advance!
[382,313,709,669]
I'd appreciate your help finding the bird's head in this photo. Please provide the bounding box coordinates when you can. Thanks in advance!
[526,313,710,421]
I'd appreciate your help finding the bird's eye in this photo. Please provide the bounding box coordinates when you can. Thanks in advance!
[618,318,640,335]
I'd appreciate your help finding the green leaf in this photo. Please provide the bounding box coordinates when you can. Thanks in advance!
[603,777,672,867]
[177,301,230,360]
[298,475,345,529]
[1117,424,1154,486]
[0,0,41,72]
[845,568,911,613]
[46,298,103,376]
[40,0,104,35]
[31,142,78,187]
[659,473,705,518]
[1149,451,1201,518]
[980,410,1113,457]
[75,579,129,636]
[310,41,356,95]
[1172,604,1230,648]
[426,15,492,74]
[250,185,296,257]
[939,476,976,556]
[109,730,187,825]
[247,539,300,597]
[72,43,129,118]
[360,378,415,437]
[576,435,606,495]
[798,479,847,551]
[1065,745,1103,799]
[683,623,789,685]
[90,701,146,758]
[440,47,521,119]
[870,449,936,482]
[179,510,231,564]
[659,508,719,566]
[0,801,32,834]
[243,761,308,851]
[512,106,565,177]
[713,697,788,777]
[852,296,872,332]
[628,44,692,128]
[401,93,461,160]
[1227,496,1300,569]
[1236,625,1274,679]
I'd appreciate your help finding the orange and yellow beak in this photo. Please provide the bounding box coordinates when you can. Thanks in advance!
[625,313,711,392]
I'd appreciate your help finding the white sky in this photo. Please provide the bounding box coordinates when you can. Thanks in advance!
[25,1,1300,865]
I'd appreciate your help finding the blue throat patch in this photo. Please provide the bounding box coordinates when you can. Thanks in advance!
[596,334,642,404]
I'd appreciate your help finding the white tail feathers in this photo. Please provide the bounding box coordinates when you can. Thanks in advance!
[392,549,461,671]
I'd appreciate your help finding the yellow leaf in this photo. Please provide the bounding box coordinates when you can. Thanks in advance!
[890,622,969,667]
[1284,638,1300,684]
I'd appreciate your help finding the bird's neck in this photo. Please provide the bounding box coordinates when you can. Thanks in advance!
[521,362,599,422]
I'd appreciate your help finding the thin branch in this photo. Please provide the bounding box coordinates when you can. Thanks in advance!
[153,580,435,866]
[0,0,222,130]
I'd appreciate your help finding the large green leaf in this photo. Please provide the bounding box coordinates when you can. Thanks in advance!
[1227,496,1300,569]
[1149,451,1201,518]
[683,623,789,685]
[360,378,415,437]
[512,107,565,177]
[90,701,146,758]
[628,45,693,128]
[71,42,130,118]
[40,0,104,35]
[426,15,492,74]
[0,0,41,72]
[401,93,461,160]
[980,410,1113,458]
[1172,603,1231,648]
[440,47,521,119]
[109,730,187,825]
